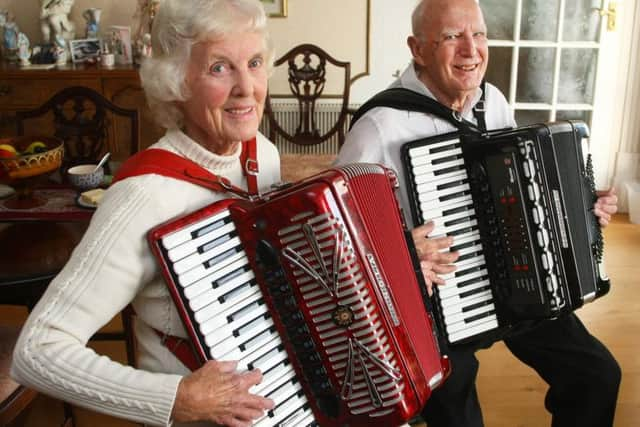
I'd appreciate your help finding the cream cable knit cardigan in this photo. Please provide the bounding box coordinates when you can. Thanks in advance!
[11,129,281,426]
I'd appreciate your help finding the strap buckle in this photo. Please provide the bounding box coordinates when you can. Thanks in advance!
[244,158,259,176]
[474,100,486,112]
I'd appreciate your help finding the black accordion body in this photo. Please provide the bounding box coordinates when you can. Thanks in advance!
[402,121,610,346]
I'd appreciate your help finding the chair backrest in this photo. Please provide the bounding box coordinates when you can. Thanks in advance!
[15,86,140,175]
[265,43,351,148]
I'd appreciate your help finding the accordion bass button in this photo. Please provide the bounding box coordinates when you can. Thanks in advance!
[527,159,536,177]
[541,253,554,271]
[546,275,559,292]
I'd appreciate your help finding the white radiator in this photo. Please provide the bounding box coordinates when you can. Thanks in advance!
[260,101,360,155]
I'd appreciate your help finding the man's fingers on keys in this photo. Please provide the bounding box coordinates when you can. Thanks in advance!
[425,249,459,264]
[412,221,436,238]
[432,263,456,275]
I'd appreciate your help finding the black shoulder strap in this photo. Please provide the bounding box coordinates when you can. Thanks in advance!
[350,83,488,133]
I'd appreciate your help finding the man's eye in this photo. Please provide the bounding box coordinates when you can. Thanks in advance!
[249,57,263,68]
[473,32,487,39]
[443,33,460,41]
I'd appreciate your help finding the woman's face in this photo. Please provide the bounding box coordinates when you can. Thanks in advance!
[180,31,268,155]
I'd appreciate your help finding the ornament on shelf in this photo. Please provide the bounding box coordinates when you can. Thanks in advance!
[17,32,31,66]
[40,0,76,47]
[83,8,101,39]
[132,0,160,63]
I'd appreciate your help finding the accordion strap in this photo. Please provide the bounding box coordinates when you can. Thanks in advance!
[349,82,487,133]
[112,137,259,195]
[153,329,201,372]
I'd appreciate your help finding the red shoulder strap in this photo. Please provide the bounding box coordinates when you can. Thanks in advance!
[112,137,260,194]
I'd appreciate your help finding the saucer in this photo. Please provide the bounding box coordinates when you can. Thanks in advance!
[75,194,98,209]
[0,184,15,199]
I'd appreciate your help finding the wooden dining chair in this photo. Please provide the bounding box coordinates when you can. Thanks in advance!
[264,43,352,149]
[15,85,140,177]
[0,324,38,427]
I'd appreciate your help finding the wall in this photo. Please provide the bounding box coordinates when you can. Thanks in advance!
[0,0,417,103]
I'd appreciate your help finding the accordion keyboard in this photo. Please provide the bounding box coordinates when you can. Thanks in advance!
[406,136,499,343]
[160,209,316,427]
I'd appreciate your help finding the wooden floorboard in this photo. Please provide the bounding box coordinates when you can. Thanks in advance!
[2,214,638,426]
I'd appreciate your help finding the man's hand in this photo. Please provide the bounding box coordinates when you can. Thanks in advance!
[594,188,618,227]
[172,360,274,427]
[412,222,459,296]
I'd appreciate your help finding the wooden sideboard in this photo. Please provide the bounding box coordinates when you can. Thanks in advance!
[0,63,163,162]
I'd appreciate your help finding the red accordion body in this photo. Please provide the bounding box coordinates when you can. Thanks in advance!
[149,163,449,426]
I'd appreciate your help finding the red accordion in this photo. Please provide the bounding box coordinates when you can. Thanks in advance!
[148,163,449,427]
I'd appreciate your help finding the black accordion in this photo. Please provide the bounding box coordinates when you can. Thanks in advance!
[401,121,610,346]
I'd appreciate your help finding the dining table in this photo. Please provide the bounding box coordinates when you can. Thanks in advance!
[0,185,94,310]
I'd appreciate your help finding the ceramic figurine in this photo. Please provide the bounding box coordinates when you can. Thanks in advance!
[40,0,75,46]
[54,34,67,66]
[17,32,30,66]
[83,8,101,39]
[2,13,19,62]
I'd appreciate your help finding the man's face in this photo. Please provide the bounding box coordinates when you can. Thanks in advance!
[410,0,488,107]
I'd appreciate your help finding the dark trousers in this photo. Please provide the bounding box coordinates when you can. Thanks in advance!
[421,313,621,427]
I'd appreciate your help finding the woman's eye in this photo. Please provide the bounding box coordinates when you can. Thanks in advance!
[210,63,227,74]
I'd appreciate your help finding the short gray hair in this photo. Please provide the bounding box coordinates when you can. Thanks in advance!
[139,0,274,130]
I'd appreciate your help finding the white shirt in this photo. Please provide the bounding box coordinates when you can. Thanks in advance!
[335,64,516,227]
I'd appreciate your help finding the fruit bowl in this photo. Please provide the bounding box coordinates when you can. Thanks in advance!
[0,136,64,209]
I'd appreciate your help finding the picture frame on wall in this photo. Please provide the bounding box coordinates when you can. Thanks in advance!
[260,0,287,18]
[69,38,101,64]
[107,25,133,64]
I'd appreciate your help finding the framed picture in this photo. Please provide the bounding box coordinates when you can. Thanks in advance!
[69,38,101,64]
[108,25,133,65]
[261,0,288,18]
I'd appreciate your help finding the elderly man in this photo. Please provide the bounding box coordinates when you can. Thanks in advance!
[336,0,621,426]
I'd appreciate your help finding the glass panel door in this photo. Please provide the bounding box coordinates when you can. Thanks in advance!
[480,0,604,126]
[480,0,621,187]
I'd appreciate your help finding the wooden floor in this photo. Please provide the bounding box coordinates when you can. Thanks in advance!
[3,214,639,427]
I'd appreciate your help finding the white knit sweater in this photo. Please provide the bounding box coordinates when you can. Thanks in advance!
[11,129,281,426]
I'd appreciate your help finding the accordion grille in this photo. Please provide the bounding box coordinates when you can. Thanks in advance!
[278,210,405,417]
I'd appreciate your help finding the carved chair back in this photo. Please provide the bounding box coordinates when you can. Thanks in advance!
[265,43,351,147]
[16,85,139,176]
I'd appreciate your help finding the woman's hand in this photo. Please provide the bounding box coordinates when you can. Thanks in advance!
[594,188,618,227]
[411,221,459,296]
[172,360,275,427]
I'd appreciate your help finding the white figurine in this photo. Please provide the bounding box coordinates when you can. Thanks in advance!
[17,32,30,66]
[40,0,75,45]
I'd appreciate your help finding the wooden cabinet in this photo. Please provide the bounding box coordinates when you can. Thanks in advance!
[0,63,163,162]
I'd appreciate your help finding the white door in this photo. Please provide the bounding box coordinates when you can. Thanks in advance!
[479,0,622,187]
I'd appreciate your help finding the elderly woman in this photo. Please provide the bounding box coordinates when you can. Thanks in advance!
[11,1,279,426]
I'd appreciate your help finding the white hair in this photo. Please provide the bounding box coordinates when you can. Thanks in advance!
[139,0,274,129]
